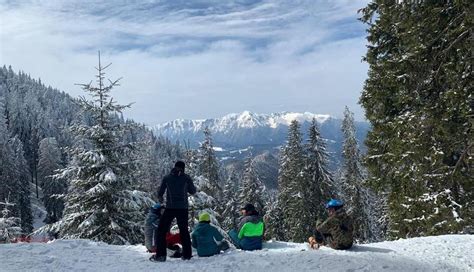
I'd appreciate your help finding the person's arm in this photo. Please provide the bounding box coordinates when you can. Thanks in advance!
[316,217,336,235]
[238,223,247,240]
[191,232,197,249]
[157,178,167,203]
[187,176,197,195]
[213,227,224,242]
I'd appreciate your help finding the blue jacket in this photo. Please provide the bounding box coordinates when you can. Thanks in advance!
[191,222,224,257]
[144,208,160,251]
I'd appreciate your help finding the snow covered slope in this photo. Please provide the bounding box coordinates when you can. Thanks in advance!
[1,235,472,272]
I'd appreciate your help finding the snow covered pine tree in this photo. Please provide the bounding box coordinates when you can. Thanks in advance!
[38,52,153,244]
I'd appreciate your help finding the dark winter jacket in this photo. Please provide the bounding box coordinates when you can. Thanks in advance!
[237,214,264,250]
[316,209,353,249]
[144,208,160,251]
[191,222,224,257]
[158,167,197,209]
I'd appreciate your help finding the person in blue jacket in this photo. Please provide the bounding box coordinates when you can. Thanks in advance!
[144,203,163,253]
[191,212,229,257]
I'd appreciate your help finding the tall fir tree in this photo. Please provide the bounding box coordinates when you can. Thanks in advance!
[360,1,473,238]
[10,136,33,233]
[340,106,371,242]
[0,198,22,243]
[277,120,307,242]
[40,53,153,244]
[0,99,15,207]
[184,148,222,230]
[221,170,240,230]
[198,127,222,200]
[264,192,285,241]
[37,137,66,223]
[238,156,266,214]
[304,118,335,229]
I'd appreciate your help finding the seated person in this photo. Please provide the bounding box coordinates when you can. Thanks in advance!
[191,212,230,257]
[144,203,182,257]
[308,199,353,250]
[228,204,264,251]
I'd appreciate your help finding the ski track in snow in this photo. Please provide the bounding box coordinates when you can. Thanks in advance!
[0,235,472,272]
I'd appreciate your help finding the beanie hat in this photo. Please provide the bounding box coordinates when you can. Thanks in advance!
[198,212,211,223]
[152,203,162,210]
[242,203,256,212]
[175,161,185,170]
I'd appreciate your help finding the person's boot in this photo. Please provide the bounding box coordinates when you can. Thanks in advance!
[170,248,182,258]
[149,255,166,262]
[181,255,192,261]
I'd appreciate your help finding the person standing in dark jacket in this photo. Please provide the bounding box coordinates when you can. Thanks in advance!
[150,161,197,262]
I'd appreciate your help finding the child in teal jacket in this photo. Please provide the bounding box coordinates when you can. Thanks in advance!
[191,212,229,257]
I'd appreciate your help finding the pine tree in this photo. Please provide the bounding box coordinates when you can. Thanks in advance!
[10,136,33,233]
[264,193,285,241]
[340,107,371,242]
[37,137,66,223]
[0,198,22,243]
[184,148,221,230]
[277,120,307,242]
[303,118,335,233]
[39,53,153,244]
[198,127,221,199]
[360,1,473,238]
[238,156,266,214]
[221,170,240,230]
[0,99,15,205]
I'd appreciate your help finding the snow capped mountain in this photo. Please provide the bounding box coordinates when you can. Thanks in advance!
[152,111,370,169]
[153,111,331,134]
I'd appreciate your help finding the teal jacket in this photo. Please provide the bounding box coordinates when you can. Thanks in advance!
[191,222,224,257]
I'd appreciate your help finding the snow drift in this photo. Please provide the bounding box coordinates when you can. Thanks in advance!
[0,235,472,272]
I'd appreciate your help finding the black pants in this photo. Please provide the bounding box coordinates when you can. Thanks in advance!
[155,209,192,258]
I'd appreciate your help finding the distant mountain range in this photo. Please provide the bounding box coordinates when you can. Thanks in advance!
[152,111,370,165]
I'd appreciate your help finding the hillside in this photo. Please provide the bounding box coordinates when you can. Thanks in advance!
[0,235,472,272]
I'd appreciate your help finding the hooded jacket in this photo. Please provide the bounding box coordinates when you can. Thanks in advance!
[191,222,224,257]
[144,207,160,251]
[316,209,353,249]
[237,214,264,250]
[158,167,196,209]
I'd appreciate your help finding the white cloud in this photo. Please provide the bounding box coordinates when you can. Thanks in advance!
[0,0,370,124]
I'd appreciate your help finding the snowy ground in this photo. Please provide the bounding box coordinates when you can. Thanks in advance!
[0,235,472,272]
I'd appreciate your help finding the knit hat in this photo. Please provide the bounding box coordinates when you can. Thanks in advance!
[175,161,185,170]
[198,212,211,222]
[242,203,256,212]
[152,203,162,210]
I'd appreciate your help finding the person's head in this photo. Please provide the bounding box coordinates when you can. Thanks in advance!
[175,161,185,171]
[198,212,211,224]
[241,203,256,216]
[325,199,344,216]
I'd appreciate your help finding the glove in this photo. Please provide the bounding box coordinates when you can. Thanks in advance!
[308,236,319,250]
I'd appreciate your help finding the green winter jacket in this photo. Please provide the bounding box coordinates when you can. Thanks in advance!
[237,215,264,250]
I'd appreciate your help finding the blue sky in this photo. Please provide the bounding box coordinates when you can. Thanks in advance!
[0,0,370,124]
